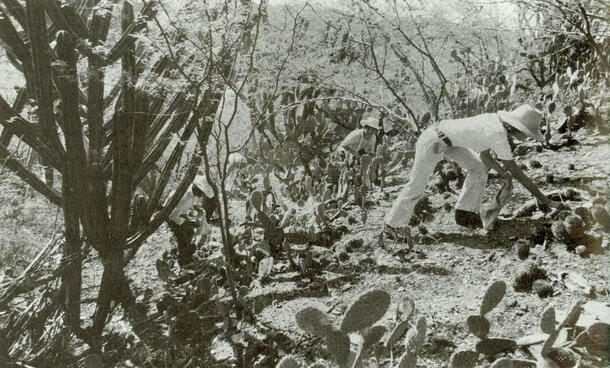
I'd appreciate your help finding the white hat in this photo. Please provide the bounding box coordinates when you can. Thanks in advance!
[193,174,214,198]
[498,104,544,142]
[360,116,381,130]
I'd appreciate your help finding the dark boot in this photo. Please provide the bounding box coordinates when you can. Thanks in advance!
[455,209,483,229]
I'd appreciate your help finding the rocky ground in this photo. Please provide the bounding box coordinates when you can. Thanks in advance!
[117,126,609,367]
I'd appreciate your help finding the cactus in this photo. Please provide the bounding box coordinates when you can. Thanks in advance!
[480,280,506,315]
[564,215,585,241]
[490,358,536,368]
[450,350,478,368]
[397,350,417,368]
[251,190,264,212]
[551,221,570,244]
[295,307,333,337]
[386,320,410,347]
[590,204,610,231]
[540,307,556,334]
[362,325,386,351]
[398,316,426,368]
[307,363,328,368]
[514,262,547,292]
[325,329,350,366]
[276,356,303,368]
[340,289,391,333]
[296,290,394,367]
[532,280,553,298]
[475,338,517,356]
[258,257,274,279]
[385,296,415,347]
[467,315,490,338]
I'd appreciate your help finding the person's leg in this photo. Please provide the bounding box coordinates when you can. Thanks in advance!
[443,147,488,228]
[167,220,196,267]
[385,129,442,228]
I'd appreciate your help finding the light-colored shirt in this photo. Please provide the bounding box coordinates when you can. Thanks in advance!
[437,113,513,160]
[339,128,377,154]
[166,186,209,245]
[167,187,195,225]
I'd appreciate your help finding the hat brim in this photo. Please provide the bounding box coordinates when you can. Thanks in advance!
[498,111,545,143]
[360,121,381,130]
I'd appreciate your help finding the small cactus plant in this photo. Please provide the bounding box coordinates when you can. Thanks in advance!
[458,280,517,362]
[340,289,391,332]
[276,356,303,368]
[396,316,427,368]
[295,289,391,368]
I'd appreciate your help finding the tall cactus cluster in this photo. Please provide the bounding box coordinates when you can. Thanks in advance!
[0,0,227,349]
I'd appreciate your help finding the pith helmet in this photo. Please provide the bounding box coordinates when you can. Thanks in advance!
[498,104,544,142]
[360,116,381,130]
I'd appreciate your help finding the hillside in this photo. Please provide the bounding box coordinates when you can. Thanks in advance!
[0,0,608,367]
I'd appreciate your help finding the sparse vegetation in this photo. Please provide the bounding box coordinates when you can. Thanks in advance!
[0,0,608,367]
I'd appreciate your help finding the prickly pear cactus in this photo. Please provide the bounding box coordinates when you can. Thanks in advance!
[475,338,517,356]
[295,307,334,337]
[397,350,417,368]
[386,320,410,347]
[276,356,303,368]
[307,362,328,368]
[450,350,478,368]
[251,190,264,212]
[362,325,386,351]
[340,289,391,332]
[325,329,350,366]
[480,280,506,315]
[540,307,556,334]
[467,315,490,338]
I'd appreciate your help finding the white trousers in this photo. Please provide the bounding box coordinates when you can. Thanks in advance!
[385,127,489,228]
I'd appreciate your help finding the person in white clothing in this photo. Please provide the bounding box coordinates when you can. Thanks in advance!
[333,116,381,200]
[166,174,216,266]
[383,104,561,245]
[338,116,380,158]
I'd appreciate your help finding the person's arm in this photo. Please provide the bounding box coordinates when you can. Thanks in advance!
[479,150,510,178]
[499,159,549,205]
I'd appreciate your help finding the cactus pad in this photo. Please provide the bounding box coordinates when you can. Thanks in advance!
[363,325,386,351]
[325,329,350,366]
[490,358,536,368]
[340,289,391,332]
[475,338,517,356]
[540,306,556,334]
[251,190,264,212]
[450,350,478,368]
[307,363,328,368]
[276,356,302,368]
[295,307,333,337]
[467,315,490,338]
[480,281,506,315]
[386,320,410,347]
[397,350,417,368]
